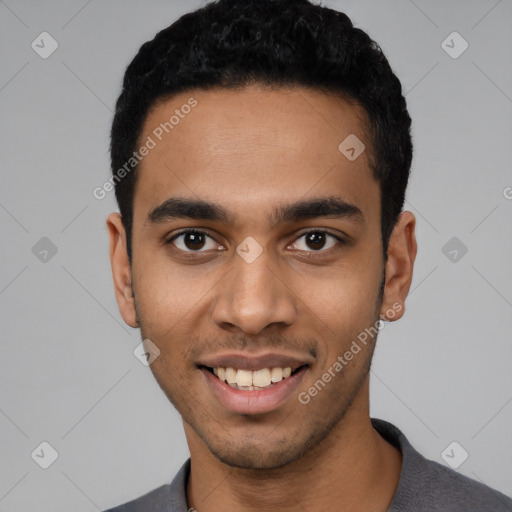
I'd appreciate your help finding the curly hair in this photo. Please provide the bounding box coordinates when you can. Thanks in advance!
[110,0,413,263]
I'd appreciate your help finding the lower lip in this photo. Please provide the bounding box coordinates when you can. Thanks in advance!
[200,366,308,415]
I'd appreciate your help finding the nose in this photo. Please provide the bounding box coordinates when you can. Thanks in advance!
[211,249,297,336]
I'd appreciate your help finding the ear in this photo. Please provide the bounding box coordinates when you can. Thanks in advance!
[106,213,139,328]
[380,211,417,322]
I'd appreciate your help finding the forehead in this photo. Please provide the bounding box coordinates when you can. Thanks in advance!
[133,85,379,226]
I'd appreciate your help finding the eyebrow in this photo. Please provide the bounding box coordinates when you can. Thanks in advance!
[147,196,364,228]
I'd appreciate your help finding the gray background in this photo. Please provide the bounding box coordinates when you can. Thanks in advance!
[1,0,511,510]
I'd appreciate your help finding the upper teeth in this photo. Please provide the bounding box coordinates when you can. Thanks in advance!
[213,366,293,389]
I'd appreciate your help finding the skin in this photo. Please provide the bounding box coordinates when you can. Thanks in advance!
[107,84,417,511]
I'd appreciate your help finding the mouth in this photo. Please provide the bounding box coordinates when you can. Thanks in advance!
[199,364,308,391]
[198,363,310,414]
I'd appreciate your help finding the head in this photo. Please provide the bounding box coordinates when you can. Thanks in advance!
[107,0,417,470]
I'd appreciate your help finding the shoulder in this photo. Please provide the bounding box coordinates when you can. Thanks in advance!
[102,459,190,511]
[407,450,512,511]
[371,418,512,512]
[102,484,172,511]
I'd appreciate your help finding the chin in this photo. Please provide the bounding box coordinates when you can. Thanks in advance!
[206,439,307,470]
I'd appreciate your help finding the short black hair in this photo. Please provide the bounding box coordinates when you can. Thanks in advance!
[110,0,413,263]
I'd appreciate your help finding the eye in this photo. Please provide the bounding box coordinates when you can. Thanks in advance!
[166,229,346,254]
[167,229,221,252]
[289,230,345,252]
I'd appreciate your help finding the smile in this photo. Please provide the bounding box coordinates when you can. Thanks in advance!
[199,364,310,414]
[203,365,304,390]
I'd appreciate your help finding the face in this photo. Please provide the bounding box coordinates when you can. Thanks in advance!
[107,84,416,470]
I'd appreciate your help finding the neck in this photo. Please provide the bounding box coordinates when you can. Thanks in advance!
[185,378,402,512]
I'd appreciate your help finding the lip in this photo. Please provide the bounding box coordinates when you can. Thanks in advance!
[201,364,309,414]
[196,351,315,371]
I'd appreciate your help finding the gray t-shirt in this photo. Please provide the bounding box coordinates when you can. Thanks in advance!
[103,418,512,511]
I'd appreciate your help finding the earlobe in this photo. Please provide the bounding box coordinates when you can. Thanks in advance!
[106,213,139,328]
[380,211,417,322]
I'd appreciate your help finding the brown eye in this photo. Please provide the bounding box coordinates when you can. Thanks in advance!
[290,230,345,252]
[168,230,219,252]
[182,232,206,250]
[305,232,327,250]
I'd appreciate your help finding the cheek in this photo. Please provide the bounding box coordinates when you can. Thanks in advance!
[133,230,382,337]
[133,251,212,322]
[296,258,382,359]
[301,258,381,323]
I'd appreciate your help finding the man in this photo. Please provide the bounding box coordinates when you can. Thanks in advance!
[103,0,512,510]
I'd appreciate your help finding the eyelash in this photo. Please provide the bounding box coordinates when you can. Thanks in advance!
[165,228,347,255]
